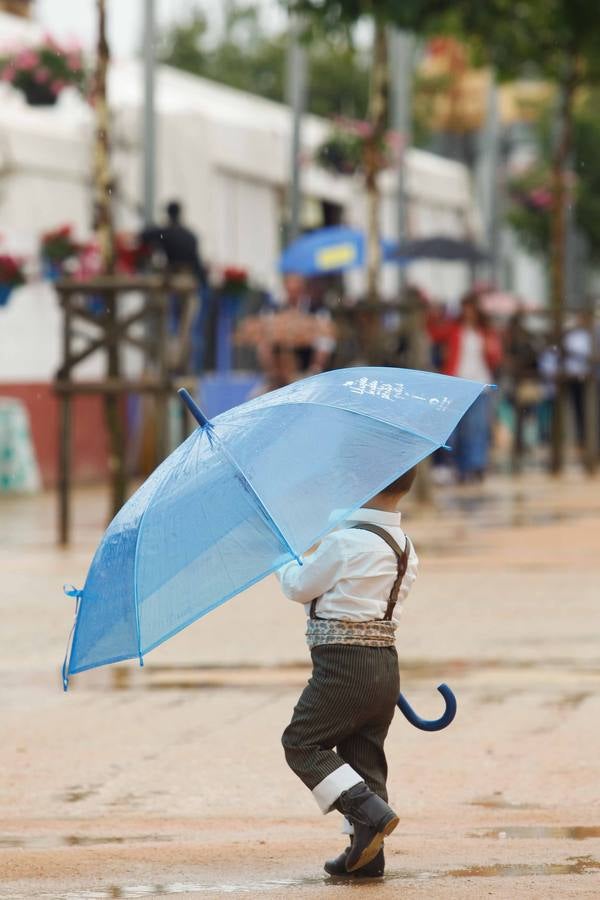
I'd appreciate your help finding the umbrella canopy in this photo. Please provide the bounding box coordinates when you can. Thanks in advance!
[279,226,397,277]
[396,235,489,264]
[63,367,488,687]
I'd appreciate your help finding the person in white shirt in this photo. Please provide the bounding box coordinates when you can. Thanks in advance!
[278,467,418,879]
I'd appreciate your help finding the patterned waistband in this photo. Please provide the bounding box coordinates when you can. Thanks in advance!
[306,617,397,649]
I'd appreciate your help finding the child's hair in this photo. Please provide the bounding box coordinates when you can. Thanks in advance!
[381,467,417,496]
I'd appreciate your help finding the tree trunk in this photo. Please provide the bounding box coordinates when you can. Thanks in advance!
[549,60,577,475]
[94,0,125,515]
[94,0,115,274]
[364,20,389,305]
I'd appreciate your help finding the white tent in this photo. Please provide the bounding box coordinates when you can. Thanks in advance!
[0,55,480,383]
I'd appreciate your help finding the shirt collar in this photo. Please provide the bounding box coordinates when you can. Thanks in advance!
[345,508,402,527]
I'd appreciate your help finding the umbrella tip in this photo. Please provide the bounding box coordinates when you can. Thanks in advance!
[178,388,210,428]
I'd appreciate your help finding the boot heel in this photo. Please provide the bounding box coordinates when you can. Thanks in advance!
[383,815,399,837]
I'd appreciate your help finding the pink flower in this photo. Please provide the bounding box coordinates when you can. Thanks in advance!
[51,79,66,95]
[529,188,553,210]
[17,49,39,70]
[0,65,15,83]
[67,54,82,72]
[34,68,50,84]
[43,33,60,52]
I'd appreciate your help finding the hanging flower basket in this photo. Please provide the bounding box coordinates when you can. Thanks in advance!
[40,224,82,279]
[220,266,249,297]
[0,284,14,307]
[0,255,26,307]
[22,81,58,107]
[315,120,398,177]
[0,37,87,106]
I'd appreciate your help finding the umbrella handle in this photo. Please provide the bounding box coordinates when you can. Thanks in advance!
[396,683,457,731]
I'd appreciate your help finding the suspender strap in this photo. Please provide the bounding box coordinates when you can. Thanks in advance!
[352,523,411,621]
[309,523,411,622]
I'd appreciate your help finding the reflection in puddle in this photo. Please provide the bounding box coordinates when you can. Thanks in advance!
[472,826,600,841]
[28,857,600,898]
[438,491,600,531]
[61,653,600,693]
[446,856,600,878]
[63,788,96,803]
[0,834,172,850]
[469,793,544,810]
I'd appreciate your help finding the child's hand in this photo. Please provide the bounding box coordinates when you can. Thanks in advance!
[303,542,321,557]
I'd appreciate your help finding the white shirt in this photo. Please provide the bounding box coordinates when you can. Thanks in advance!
[277,508,418,625]
[457,326,491,382]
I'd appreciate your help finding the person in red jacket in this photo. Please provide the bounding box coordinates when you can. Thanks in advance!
[428,293,502,481]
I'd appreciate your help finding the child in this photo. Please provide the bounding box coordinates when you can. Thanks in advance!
[277,467,419,878]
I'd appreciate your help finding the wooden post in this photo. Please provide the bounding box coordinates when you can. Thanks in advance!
[154,280,170,464]
[58,394,72,545]
[53,274,197,542]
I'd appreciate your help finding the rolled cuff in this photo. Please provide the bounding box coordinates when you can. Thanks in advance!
[311,763,363,814]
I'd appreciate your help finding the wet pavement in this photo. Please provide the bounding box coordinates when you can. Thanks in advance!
[1,472,600,898]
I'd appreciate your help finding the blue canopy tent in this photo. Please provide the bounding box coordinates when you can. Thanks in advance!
[279,226,397,277]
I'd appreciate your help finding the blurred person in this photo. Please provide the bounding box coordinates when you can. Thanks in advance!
[504,312,542,471]
[428,293,503,481]
[283,273,336,375]
[537,342,559,445]
[562,312,594,453]
[141,201,208,372]
[141,200,207,285]
[255,274,336,389]
[278,468,419,878]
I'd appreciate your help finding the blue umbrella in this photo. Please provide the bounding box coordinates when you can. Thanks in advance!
[62,368,488,726]
[279,226,397,277]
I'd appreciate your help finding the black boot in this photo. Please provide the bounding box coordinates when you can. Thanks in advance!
[335,782,398,872]
[324,845,385,878]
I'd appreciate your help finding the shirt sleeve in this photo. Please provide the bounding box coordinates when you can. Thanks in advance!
[276,532,344,605]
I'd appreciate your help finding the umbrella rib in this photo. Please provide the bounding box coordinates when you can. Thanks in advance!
[263,399,451,450]
[209,426,302,565]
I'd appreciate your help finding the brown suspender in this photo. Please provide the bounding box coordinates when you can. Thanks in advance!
[309,523,411,622]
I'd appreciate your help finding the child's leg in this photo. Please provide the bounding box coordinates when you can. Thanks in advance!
[282,653,363,812]
[282,645,398,815]
[337,720,393,803]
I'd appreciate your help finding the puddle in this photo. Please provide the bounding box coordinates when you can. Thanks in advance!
[469,793,544,810]
[63,788,97,804]
[0,834,172,850]
[446,856,600,878]
[22,857,600,899]
[472,826,600,841]
[64,654,600,693]
[438,491,600,531]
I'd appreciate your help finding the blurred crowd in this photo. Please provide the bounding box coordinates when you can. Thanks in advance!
[231,278,600,483]
[138,201,599,483]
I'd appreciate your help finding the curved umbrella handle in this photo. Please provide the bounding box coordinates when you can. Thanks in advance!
[396,683,457,731]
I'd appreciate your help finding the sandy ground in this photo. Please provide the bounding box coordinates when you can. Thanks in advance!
[1,472,600,899]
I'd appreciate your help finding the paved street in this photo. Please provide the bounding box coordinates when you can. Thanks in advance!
[1,472,600,898]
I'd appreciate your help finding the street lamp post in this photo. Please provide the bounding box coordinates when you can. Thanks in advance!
[286,15,307,243]
[143,0,156,226]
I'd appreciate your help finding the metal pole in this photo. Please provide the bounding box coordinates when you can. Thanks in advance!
[389,29,415,297]
[143,0,156,226]
[286,15,307,243]
[476,74,500,283]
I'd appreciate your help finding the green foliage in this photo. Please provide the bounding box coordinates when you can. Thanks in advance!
[506,163,553,256]
[286,0,450,29]
[158,6,369,119]
[506,93,600,262]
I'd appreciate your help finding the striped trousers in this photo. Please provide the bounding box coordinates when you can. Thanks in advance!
[282,643,400,813]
